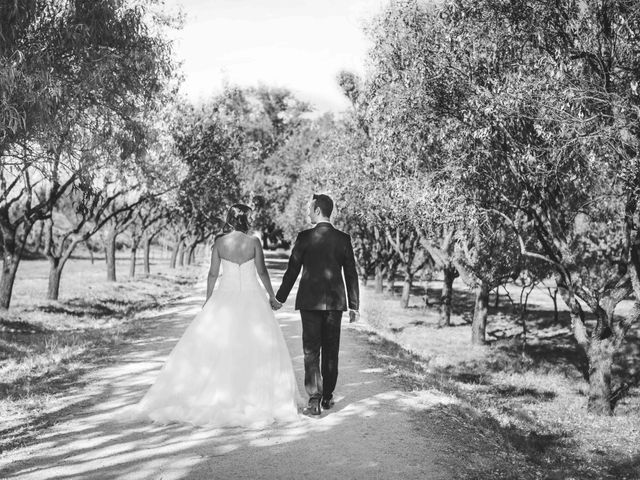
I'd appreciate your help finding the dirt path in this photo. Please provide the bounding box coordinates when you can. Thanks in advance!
[0,257,459,480]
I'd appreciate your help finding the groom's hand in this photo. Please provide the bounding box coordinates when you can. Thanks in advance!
[349,309,360,323]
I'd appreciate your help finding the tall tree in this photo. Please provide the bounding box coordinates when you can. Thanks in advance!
[359,1,472,322]
[171,94,246,256]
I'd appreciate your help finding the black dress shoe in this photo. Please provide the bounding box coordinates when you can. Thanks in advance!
[321,397,334,410]
[307,398,321,415]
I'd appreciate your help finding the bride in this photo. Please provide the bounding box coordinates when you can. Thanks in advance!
[135,203,301,426]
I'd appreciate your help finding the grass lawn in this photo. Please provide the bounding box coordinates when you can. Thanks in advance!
[0,250,206,454]
[360,277,640,479]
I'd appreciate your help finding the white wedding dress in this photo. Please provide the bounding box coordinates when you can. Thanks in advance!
[135,258,301,427]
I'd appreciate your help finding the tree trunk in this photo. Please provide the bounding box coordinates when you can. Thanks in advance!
[0,253,20,310]
[89,248,95,265]
[439,266,455,327]
[494,287,500,308]
[559,280,631,415]
[400,273,412,308]
[47,257,63,300]
[31,221,45,254]
[0,222,33,310]
[178,242,186,267]
[129,247,137,279]
[374,265,384,294]
[143,235,152,276]
[386,264,396,296]
[45,239,79,301]
[105,230,117,282]
[169,239,182,269]
[47,267,63,300]
[186,242,197,266]
[520,307,528,356]
[549,287,559,322]
[471,281,489,345]
[586,337,615,415]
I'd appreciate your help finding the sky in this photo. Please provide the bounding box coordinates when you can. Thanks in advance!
[165,0,388,113]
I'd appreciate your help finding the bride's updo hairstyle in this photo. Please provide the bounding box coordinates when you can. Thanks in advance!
[224,203,253,234]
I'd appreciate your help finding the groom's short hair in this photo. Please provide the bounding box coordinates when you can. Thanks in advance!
[312,193,333,217]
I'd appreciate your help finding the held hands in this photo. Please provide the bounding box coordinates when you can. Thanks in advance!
[270,296,283,311]
[349,309,360,323]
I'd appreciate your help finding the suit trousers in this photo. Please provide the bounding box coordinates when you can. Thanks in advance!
[300,310,343,401]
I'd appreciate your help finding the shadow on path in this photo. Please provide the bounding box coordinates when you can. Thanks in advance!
[0,259,454,480]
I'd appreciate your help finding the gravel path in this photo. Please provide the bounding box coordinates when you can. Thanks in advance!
[0,258,457,480]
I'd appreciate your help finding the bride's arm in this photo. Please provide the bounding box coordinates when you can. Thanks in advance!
[206,241,221,302]
[254,237,277,300]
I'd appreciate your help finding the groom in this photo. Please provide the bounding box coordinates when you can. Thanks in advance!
[275,193,360,415]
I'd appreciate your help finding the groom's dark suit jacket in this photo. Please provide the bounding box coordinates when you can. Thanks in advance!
[276,223,359,311]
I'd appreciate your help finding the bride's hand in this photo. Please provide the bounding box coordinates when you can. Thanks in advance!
[269,296,283,311]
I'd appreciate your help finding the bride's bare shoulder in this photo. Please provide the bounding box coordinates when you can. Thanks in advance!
[212,232,229,248]
[213,232,227,242]
[214,231,256,248]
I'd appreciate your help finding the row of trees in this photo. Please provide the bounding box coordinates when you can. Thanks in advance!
[0,0,184,308]
[274,0,640,416]
[0,1,319,309]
